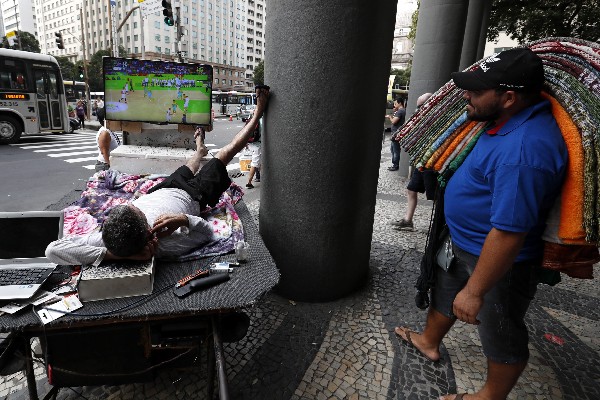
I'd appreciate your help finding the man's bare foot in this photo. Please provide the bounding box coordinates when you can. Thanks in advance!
[394,326,441,362]
[194,128,208,157]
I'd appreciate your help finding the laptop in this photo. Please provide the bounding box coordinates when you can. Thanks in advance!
[0,211,64,300]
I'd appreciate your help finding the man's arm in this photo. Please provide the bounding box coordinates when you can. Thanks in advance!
[45,234,107,266]
[452,228,527,325]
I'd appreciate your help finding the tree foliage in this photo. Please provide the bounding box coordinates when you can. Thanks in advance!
[391,67,411,88]
[253,59,264,86]
[55,57,75,81]
[408,1,420,43]
[1,31,40,53]
[488,0,600,43]
[88,50,112,92]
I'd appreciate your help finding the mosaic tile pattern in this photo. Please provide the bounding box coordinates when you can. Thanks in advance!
[0,141,598,399]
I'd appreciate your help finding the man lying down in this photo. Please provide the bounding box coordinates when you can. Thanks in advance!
[45,86,270,266]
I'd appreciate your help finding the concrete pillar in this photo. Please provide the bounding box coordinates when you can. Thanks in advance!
[459,0,492,71]
[400,0,469,176]
[260,0,397,302]
[476,1,492,60]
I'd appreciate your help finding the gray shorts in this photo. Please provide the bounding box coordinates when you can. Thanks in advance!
[431,244,540,363]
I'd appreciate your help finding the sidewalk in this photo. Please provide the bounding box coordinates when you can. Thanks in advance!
[1,141,598,399]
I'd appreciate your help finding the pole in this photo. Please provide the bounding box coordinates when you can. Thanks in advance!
[80,8,91,120]
[14,0,22,50]
[175,7,183,62]
[108,0,117,56]
[140,10,145,59]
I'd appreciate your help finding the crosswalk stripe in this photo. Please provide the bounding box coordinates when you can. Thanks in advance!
[65,157,99,163]
[34,145,98,153]
[47,150,98,157]
[14,133,232,171]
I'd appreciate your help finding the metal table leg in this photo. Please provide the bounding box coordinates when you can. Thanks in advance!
[212,315,229,400]
[207,329,215,399]
[24,337,39,400]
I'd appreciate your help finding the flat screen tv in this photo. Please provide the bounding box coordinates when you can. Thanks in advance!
[103,57,212,126]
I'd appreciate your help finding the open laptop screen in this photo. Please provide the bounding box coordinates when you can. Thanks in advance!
[0,211,64,259]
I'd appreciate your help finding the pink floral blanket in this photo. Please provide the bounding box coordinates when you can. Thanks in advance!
[63,169,245,261]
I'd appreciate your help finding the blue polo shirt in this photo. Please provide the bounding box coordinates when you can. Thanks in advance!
[444,99,568,261]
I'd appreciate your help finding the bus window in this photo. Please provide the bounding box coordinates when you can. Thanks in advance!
[36,74,46,99]
[0,59,28,90]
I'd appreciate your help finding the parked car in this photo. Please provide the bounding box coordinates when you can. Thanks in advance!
[240,105,256,122]
[69,117,81,133]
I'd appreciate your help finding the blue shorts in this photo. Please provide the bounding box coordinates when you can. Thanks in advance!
[431,244,540,363]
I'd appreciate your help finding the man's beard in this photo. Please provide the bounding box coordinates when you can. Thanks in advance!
[466,100,502,122]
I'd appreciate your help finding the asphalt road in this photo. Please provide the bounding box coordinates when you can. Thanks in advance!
[0,118,250,212]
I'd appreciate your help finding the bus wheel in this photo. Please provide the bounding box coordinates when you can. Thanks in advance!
[0,116,22,145]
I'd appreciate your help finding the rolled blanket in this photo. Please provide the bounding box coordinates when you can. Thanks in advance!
[540,92,587,244]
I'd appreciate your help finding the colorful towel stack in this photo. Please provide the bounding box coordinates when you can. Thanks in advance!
[398,37,600,246]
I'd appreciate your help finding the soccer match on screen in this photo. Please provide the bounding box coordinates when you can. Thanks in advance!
[103,57,212,126]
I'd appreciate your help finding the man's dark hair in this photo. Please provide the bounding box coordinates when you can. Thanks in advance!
[102,205,149,257]
[394,97,404,106]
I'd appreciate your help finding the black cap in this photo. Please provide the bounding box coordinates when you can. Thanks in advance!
[451,48,544,92]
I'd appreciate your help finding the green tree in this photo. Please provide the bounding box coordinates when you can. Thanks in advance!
[391,67,411,88]
[1,30,40,52]
[408,1,420,43]
[88,49,112,92]
[56,56,75,81]
[488,0,600,43]
[253,59,264,86]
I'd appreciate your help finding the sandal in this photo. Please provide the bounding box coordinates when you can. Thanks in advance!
[394,327,440,362]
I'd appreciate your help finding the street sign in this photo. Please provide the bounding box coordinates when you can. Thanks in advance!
[6,31,16,47]
[139,0,162,17]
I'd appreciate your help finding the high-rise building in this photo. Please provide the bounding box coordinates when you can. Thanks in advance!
[1,0,36,42]
[391,0,417,71]
[35,0,80,60]
[244,0,265,87]
[33,0,265,91]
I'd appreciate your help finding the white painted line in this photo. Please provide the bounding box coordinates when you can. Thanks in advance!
[226,163,240,171]
[65,156,99,163]
[83,165,96,170]
[19,139,94,149]
[47,150,98,157]
[33,145,98,153]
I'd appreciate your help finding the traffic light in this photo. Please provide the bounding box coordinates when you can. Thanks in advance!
[162,0,174,26]
[55,31,64,50]
[78,66,84,79]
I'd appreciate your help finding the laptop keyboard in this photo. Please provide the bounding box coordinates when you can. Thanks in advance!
[0,268,54,286]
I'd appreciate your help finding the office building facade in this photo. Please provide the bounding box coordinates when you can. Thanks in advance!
[32,0,265,91]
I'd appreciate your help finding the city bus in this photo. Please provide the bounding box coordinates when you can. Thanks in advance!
[63,80,87,109]
[0,48,70,144]
[211,90,255,117]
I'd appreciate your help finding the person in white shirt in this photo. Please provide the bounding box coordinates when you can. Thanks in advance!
[95,126,121,172]
[46,86,270,266]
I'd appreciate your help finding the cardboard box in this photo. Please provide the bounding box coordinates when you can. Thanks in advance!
[78,258,155,302]
[239,156,252,172]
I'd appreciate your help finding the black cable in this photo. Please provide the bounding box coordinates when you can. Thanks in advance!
[34,255,219,318]
[40,283,173,318]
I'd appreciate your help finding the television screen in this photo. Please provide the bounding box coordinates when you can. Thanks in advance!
[103,57,212,126]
